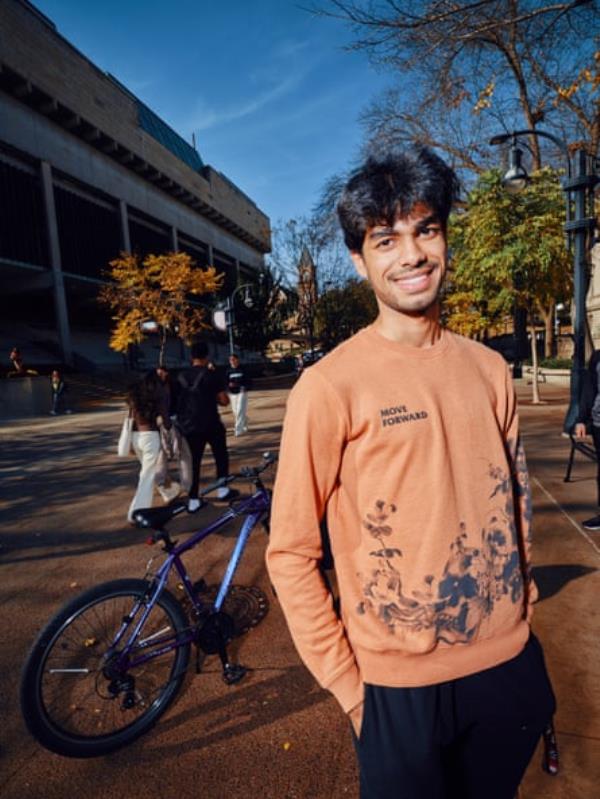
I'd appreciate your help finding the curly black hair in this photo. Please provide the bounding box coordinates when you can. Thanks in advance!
[337,146,460,253]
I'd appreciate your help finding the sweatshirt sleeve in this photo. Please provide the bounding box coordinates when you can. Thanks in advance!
[502,364,538,612]
[266,368,363,714]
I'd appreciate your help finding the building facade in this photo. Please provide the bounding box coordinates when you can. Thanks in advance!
[0,0,271,369]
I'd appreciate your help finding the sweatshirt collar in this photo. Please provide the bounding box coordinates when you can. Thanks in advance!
[362,323,451,359]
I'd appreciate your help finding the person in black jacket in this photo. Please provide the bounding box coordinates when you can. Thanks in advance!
[175,342,233,512]
[574,349,600,529]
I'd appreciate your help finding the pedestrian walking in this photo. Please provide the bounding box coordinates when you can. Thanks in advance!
[49,369,71,415]
[574,349,600,529]
[266,146,555,799]
[153,365,191,500]
[226,352,250,435]
[175,342,234,512]
[125,371,172,523]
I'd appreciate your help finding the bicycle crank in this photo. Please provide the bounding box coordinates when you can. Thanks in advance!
[195,611,248,684]
[195,611,234,654]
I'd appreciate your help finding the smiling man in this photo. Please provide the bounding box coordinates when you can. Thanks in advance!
[266,148,555,799]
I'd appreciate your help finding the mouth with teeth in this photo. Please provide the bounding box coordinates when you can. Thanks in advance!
[388,263,438,294]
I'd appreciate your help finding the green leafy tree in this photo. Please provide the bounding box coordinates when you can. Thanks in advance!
[447,168,572,401]
[98,251,222,366]
[314,279,378,350]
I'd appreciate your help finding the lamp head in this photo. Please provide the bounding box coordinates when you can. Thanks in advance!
[502,143,529,194]
[242,286,254,308]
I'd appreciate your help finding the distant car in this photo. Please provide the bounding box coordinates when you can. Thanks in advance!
[295,349,325,375]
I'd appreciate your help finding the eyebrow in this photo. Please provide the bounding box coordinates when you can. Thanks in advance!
[367,214,441,240]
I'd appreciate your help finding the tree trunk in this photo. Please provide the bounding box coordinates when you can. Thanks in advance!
[540,304,554,358]
[529,322,541,404]
[159,328,167,367]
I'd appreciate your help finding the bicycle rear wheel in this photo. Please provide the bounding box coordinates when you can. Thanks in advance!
[20,578,190,758]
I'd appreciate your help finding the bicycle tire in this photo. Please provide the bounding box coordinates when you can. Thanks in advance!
[20,578,191,758]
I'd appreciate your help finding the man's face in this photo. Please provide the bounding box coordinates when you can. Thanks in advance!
[156,367,168,382]
[229,356,239,367]
[350,203,447,317]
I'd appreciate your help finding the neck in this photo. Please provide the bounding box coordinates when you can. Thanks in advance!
[374,305,442,348]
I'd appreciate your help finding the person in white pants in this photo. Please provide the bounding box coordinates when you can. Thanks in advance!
[128,430,161,523]
[126,371,172,524]
[226,353,249,436]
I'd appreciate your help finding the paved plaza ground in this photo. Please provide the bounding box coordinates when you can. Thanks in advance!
[0,376,599,799]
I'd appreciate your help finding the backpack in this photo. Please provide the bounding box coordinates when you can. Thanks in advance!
[176,369,208,435]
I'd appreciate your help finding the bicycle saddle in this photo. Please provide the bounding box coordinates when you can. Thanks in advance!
[132,501,187,529]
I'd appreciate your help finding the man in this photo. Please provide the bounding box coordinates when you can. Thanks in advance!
[574,349,600,529]
[175,342,233,511]
[266,148,555,799]
[226,352,250,436]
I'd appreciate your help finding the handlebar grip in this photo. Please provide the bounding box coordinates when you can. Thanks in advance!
[199,475,232,496]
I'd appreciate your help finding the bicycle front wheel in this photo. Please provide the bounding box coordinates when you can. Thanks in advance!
[20,578,191,758]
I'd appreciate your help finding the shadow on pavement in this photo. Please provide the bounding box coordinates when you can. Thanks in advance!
[0,526,145,564]
[532,563,597,601]
[122,664,328,762]
[1,429,130,521]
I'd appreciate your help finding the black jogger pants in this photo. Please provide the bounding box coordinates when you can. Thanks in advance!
[185,423,229,498]
[353,634,556,799]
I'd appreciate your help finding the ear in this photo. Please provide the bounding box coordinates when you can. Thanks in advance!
[350,251,367,279]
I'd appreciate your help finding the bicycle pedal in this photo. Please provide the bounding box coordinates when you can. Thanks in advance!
[222,663,247,685]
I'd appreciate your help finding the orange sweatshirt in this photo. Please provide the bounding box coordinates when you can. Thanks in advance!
[266,325,536,714]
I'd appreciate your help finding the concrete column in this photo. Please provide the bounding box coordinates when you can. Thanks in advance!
[119,199,131,252]
[234,258,241,284]
[40,161,73,365]
[171,226,178,252]
[207,243,214,266]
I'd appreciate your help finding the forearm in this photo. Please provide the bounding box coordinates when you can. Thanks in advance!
[503,365,536,608]
[266,546,362,712]
[512,435,537,607]
[266,369,361,712]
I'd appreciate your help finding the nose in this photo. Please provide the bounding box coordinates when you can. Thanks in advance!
[398,236,427,268]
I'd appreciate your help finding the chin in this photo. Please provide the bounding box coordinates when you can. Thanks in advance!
[391,292,439,314]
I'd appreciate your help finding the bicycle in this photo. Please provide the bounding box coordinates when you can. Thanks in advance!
[20,452,276,759]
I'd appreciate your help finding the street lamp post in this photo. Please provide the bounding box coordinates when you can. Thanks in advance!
[224,283,255,356]
[489,129,599,431]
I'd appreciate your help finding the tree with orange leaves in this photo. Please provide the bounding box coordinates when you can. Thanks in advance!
[99,251,222,366]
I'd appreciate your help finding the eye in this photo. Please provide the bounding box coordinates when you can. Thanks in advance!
[418,225,441,238]
[376,237,395,249]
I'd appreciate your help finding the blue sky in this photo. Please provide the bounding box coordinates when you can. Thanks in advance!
[33,0,393,225]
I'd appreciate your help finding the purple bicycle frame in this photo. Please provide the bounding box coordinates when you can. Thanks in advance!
[108,487,270,671]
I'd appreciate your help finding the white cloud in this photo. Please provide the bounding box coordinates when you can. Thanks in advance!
[185,69,309,131]
[272,38,311,59]
[178,34,324,134]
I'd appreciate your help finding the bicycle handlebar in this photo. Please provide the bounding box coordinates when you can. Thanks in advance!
[198,452,277,497]
[135,453,277,535]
